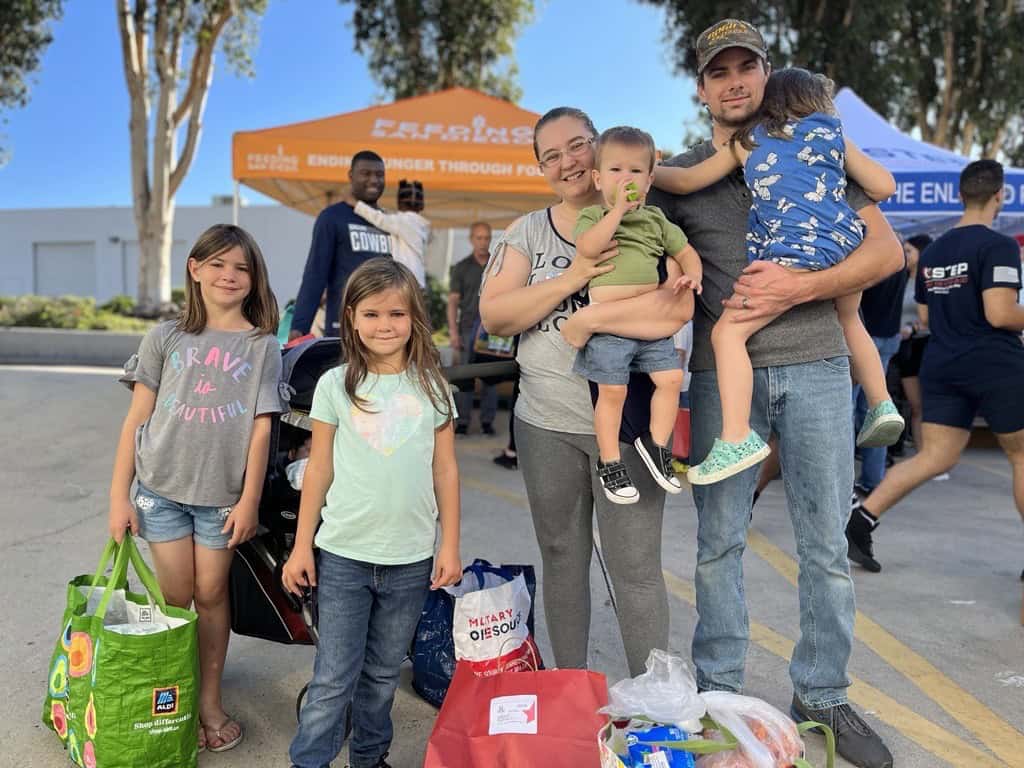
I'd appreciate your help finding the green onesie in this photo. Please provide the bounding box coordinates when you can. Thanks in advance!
[575,204,688,290]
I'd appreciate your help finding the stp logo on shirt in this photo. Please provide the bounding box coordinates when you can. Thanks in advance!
[924,263,969,280]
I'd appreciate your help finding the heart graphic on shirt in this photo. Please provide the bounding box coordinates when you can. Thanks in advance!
[349,393,424,456]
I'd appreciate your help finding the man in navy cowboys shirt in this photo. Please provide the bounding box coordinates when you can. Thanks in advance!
[848,160,1024,576]
[290,150,393,339]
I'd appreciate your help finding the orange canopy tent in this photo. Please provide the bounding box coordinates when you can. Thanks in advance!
[232,88,556,227]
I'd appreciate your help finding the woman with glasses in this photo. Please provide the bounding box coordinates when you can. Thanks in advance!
[478,107,693,676]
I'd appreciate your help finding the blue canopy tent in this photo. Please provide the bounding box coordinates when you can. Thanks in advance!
[835,88,1024,235]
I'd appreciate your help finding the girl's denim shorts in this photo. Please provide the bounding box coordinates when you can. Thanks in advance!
[134,483,233,550]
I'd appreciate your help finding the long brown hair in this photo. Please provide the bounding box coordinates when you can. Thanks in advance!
[734,67,836,152]
[340,258,452,421]
[178,224,279,335]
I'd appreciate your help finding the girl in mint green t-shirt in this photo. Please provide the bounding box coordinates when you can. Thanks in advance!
[282,258,461,768]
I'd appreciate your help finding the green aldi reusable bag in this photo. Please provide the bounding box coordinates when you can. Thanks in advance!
[41,536,199,768]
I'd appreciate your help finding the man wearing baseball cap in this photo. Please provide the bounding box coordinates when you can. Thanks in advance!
[645,19,901,768]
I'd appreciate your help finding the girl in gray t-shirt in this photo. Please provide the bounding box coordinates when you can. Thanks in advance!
[109,224,284,753]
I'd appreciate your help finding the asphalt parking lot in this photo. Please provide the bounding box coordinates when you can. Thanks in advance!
[2,365,1022,767]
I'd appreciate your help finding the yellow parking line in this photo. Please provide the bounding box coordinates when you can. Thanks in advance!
[746,529,1024,766]
[661,571,1003,768]
[461,474,1023,765]
[461,475,527,506]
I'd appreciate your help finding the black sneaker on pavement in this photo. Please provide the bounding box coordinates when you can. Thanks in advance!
[454,424,468,436]
[633,434,683,494]
[597,459,639,505]
[846,499,882,573]
[482,422,496,436]
[493,451,518,470]
[791,697,892,768]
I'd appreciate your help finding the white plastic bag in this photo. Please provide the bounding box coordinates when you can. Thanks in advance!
[599,649,706,732]
[446,571,540,675]
[699,692,804,768]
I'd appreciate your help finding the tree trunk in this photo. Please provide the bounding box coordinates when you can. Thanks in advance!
[137,207,174,310]
[118,0,231,315]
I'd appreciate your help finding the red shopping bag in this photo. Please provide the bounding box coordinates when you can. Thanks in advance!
[423,660,609,768]
[672,407,691,461]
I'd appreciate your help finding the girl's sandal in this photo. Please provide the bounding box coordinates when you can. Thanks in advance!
[204,717,244,753]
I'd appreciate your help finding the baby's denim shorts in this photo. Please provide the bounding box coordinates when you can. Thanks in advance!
[133,483,233,550]
[572,333,681,385]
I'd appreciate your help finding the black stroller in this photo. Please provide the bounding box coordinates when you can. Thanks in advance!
[227,337,515,719]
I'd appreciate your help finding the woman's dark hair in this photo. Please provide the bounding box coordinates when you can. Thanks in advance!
[179,224,279,336]
[532,107,598,159]
[733,67,836,152]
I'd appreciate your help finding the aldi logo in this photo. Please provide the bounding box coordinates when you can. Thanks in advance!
[488,694,538,735]
[152,686,179,716]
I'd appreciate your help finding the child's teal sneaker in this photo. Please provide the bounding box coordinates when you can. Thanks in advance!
[688,431,771,486]
[857,400,905,448]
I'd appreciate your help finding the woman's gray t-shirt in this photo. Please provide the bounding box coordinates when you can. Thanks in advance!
[120,321,285,506]
[483,209,595,435]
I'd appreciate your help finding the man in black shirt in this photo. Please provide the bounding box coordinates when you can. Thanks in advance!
[290,151,392,339]
[448,222,498,435]
[849,160,1024,574]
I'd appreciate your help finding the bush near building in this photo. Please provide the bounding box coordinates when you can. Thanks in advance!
[0,295,155,332]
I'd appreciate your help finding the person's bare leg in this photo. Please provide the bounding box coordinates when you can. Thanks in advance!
[836,293,889,407]
[594,384,628,462]
[193,544,240,747]
[902,376,924,449]
[995,428,1024,524]
[147,537,196,609]
[147,538,204,748]
[711,308,778,442]
[862,423,971,519]
[649,369,684,447]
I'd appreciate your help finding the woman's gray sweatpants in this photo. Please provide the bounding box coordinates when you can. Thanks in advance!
[515,417,670,677]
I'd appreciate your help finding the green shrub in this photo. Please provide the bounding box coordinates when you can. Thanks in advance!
[99,294,136,315]
[425,274,448,333]
[0,295,154,332]
[171,287,186,306]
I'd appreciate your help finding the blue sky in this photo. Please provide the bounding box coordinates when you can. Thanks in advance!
[0,0,701,209]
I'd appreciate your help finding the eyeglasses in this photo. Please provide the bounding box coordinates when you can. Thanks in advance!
[537,137,595,169]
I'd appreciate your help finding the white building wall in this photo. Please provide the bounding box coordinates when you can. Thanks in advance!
[0,204,490,306]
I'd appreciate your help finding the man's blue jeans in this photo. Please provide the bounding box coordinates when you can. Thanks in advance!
[852,334,902,492]
[689,359,856,708]
[289,551,432,768]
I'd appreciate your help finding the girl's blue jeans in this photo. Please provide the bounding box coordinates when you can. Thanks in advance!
[289,551,432,768]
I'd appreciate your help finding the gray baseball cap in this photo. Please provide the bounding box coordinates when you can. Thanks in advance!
[695,19,769,75]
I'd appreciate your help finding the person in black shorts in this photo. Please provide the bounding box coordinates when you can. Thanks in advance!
[848,160,1024,574]
[891,234,934,453]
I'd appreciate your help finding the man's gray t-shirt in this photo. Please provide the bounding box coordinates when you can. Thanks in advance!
[449,255,487,336]
[647,140,872,371]
[482,209,595,435]
[121,321,285,506]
